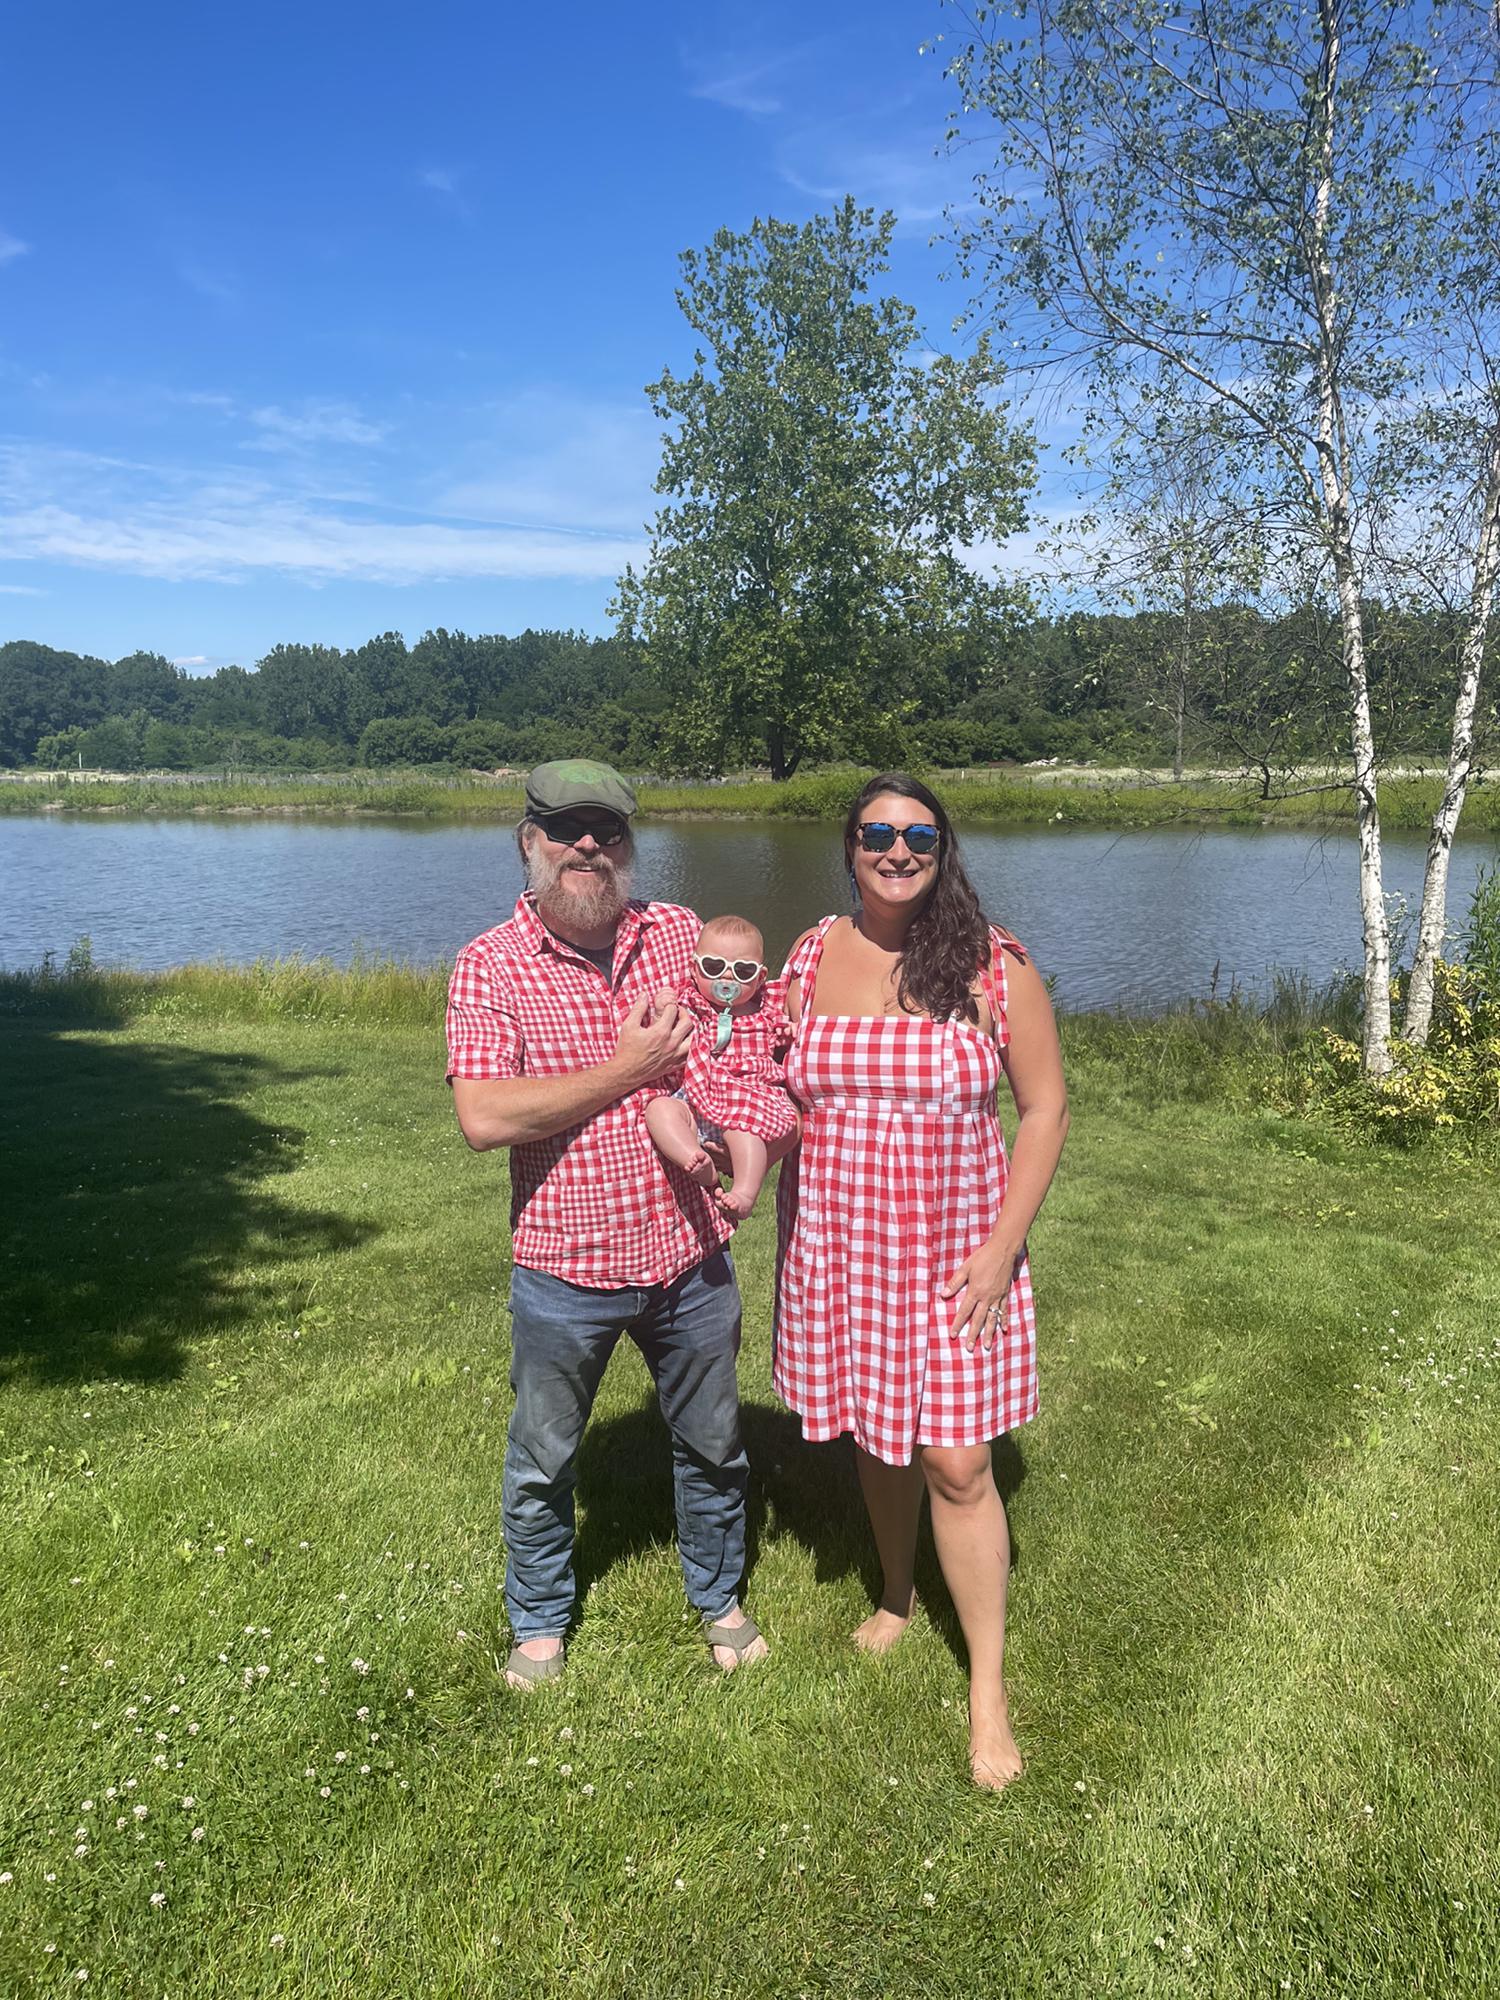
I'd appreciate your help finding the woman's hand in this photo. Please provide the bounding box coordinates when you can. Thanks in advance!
[942,1236,1024,1352]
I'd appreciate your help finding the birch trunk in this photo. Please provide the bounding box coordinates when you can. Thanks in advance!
[1312,0,1392,1076]
[1402,426,1500,1045]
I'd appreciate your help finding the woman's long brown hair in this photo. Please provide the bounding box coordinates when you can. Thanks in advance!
[844,772,989,1022]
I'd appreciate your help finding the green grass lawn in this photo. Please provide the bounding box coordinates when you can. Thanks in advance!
[1,979,1496,1996]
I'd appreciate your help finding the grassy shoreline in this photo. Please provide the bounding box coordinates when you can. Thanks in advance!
[5,765,1499,833]
[2,965,1495,1994]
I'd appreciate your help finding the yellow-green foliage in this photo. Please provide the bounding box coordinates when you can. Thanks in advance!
[1307,960,1500,1140]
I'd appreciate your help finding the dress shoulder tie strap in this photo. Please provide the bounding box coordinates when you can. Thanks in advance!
[784,914,841,1016]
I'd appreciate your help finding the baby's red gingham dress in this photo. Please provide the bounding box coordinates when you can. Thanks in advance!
[677,977,798,1146]
[773,917,1038,1466]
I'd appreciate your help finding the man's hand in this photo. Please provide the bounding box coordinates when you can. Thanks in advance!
[451,990,696,1152]
[610,988,695,1091]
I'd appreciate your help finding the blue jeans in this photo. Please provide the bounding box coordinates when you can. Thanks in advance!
[503,1251,748,1640]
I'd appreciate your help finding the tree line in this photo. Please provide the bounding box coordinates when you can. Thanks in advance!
[0,606,1480,778]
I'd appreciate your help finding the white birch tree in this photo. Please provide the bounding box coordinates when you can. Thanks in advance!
[941,0,1498,1075]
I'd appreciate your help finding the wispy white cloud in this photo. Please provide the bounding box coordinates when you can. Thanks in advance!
[247,402,390,450]
[178,261,240,308]
[685,53,788,116]
[775,137,970,228]
[434,391,659,537]
[0,438,646,586]
[171,654,210,666]
[0,229,30,266]
[419,166,459,195]
[0,581,45,595]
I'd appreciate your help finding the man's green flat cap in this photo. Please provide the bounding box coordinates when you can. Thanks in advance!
[524,759,638,820]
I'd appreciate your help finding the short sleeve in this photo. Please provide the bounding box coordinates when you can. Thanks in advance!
[445,945,523,1081]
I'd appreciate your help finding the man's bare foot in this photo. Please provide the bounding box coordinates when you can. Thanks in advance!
[852,1593,915,1653]
[715,1183,758,1221]
[505,1635,564,1691]
[969,1696,1024,1790]
[707,1603,769,1672]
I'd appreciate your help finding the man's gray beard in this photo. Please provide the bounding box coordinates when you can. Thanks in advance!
[527,844,634,931]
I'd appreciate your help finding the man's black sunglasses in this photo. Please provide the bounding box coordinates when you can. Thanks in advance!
[535,811,629,848]
[855,820,941,855]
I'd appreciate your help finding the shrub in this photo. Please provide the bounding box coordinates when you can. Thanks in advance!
[1299,871,1500,1142]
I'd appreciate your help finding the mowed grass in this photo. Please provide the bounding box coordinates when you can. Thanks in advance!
[1,975,1497,1997]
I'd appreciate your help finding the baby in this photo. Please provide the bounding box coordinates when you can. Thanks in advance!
[645,915,797,1221]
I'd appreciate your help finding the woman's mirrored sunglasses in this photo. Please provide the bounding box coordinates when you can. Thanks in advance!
[855,820,941,855]
[535,810,629,848]
[695,954,765,983]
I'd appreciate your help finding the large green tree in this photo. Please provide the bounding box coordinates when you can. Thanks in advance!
[614,199,1036,780]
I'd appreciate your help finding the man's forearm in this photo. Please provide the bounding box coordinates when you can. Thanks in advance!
[452,1061,632,1150]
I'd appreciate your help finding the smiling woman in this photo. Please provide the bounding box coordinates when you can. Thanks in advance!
[774,770,1071,1790]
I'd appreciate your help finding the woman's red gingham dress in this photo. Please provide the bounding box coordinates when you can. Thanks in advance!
[773,917,1038,1466]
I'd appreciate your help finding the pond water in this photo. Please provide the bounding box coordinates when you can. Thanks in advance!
[2,812,1494,1011]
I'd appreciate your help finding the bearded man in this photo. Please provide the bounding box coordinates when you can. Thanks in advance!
[446,760,771,1686]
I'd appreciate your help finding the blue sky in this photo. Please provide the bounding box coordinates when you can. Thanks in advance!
[0,0,1051,672]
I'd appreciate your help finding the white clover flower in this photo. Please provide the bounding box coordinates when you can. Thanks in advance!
[922,1892,935,1908]
[181,1796,195,1809]
[559,1763,572,1777]
[133,1806,148,1821]
[190,1827,205,1842]
[319,1786,331,1799]
[269,1935,285,1949]
[0,1871,12,1885]
[150,1891,166,1908]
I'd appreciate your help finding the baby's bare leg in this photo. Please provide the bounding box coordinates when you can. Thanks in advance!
[715,1130,769,1220]
[644,1097,718,1188]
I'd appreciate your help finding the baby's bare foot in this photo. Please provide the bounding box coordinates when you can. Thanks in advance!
[969,1696,1024,1790]
[852,1593,915,1653]
[715,1183,758,1221]
[682,1148,719,1189]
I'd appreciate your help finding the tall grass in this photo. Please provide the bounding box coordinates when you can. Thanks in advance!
[7,765,1497,830]
[0,942,448,1027]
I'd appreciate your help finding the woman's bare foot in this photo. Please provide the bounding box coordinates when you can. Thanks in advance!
[968,1695,1024,1790]
[852,1592,916,1653]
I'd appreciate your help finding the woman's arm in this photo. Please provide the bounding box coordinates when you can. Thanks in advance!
[944,953,1070,1348]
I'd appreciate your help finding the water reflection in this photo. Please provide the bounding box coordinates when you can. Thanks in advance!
[3,812,1494,1011]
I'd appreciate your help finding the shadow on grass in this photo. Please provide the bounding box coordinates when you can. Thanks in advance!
[576,1392,1026,1666]
[0,1016,375,1387]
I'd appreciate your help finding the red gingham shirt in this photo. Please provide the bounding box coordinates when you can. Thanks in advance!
[446,894,733,1288]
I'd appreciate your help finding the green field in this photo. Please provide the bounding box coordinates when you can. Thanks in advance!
[5,764,1498,834]
[1,968,1496,1996]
